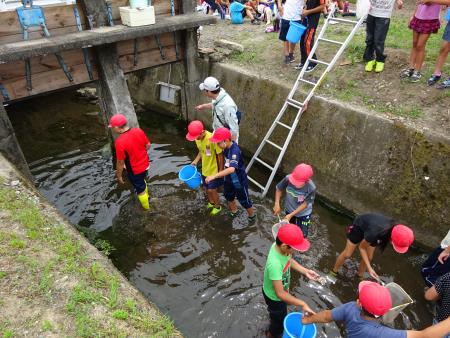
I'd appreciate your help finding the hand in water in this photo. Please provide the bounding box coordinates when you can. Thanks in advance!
[368,267,379,280]
[305,269,320,281]
[302,303,316,316]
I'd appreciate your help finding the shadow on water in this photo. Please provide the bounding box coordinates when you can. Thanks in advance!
[7,90,434,338]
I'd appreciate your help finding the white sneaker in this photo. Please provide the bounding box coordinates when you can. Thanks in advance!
[225,14,230,19]
[213,10,220,16]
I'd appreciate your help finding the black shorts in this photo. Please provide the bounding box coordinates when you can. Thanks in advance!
[346,224,365,244]
[127,170,148,194]
[204,0,218,11]
[279,19,302,41]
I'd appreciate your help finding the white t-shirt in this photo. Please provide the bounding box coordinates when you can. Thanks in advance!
[368,0,396,19]
[282,0,304,21]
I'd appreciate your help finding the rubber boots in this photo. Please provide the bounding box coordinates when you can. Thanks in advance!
[138,185,150,210]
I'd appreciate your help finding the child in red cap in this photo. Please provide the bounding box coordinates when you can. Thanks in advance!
[303,280,450,338]
[109,114,151,210]
[263,223,319,338]
[186,120,224,216]
[273,163,316,237]
[331,213,414,279]
[205,127,255,222]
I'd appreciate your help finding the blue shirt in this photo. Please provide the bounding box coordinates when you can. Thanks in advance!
[331,302,407,338]
[276,175,316,217]
[223,142,247,186]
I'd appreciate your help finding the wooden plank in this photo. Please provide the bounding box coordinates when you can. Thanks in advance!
[0,49,89,80]
[120,45,180,73]
[0,4,85,37]
[2,62,99,101]
[116,33,175,55]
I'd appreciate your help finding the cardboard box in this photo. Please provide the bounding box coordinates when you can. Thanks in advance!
[119,6,155,26]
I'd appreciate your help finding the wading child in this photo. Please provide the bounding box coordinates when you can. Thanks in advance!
[363,0,403,73]
[273,163,316,238]
[302,281,450,338]
[109,114,151,210]
[294,0,326,71]
[331,213,414,279]
[263,223,319,338]
[400,0,442,82]
[205,128,255,222]
[186,120,224,216]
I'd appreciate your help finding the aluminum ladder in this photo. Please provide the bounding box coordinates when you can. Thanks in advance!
[246,4,366,197]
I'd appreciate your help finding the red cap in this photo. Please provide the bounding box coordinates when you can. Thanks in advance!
[391,224,414,254]
[276,223,310,252]
[186,120,204,141]
[209,127,231,143]
[108,114,127,128]
[358,281,392,317]
[288,163,313,187]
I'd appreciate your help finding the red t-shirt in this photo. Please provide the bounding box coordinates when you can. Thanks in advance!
[115,128,150,175]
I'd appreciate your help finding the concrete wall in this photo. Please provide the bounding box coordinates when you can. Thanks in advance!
[127,61,450,248]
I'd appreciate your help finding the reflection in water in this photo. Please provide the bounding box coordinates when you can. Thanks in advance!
[8,91,433,338]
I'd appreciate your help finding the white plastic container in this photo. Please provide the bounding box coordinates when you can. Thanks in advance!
[157,82,181,104]
[119,6,155,26]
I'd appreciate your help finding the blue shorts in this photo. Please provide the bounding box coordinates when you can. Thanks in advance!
[279,19,302,42]
[290,213,311,238]
[202,175,224,190]
[444,21,450,42]
[224,179,252,209]
[127,170,148,194]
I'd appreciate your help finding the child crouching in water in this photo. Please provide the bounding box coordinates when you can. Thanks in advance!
[263,223,319,338]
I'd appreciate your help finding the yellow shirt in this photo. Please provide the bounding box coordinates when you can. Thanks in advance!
[195,131,222,176]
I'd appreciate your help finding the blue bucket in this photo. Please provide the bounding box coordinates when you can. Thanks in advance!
[283,312,317,338]
[446,8,450,21]
[286,21,307,44]
[230,2,245,24]
[178,165,202,189]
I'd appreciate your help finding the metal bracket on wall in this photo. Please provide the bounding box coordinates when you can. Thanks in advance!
[16,0,73,91]
[105,1,114,26]
[74,6,94,80]
[133,39,139,67]
[155,35,166,60]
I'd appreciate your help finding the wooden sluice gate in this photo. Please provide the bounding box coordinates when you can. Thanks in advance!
[0,0,214,176]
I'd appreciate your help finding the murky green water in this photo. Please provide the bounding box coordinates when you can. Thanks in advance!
[7,90,433,337]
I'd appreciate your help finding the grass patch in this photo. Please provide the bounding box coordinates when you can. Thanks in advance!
[0,184,179,337]
[94,239,116,256]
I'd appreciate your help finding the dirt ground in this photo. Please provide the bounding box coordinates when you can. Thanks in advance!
[198,1,450,136]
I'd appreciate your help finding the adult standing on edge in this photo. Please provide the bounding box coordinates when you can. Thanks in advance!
[109,114,151,210]
[331,213,414,279]
[195,76,240,142]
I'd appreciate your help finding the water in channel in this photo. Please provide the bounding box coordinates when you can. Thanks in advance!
[8,90,433,338]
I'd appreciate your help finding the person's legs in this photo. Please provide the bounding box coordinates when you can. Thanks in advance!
[373,16,390,72]
[303,26,318,70]
[263,290,287,337]
[264,7,272,25]
[433,41,450,76]
[224,181,238,214]
[234,182,254,219]
[128,171,150,210]
[357,245,375,278]
[414,32,431,71]
[332,239,358,274]
[363,14,376,64]
[279,19,291,63]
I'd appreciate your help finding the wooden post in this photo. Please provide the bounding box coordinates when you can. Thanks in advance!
[79,0,138,129]
[182,0,201,121]
[0,104,32,179]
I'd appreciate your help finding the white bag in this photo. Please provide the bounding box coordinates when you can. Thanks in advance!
[356,0,370,19]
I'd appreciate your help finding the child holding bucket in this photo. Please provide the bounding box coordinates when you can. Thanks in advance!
[302,280,450,338]
[263,223,319,338]
[277,0,305,64]
[273,163,316,238]
[205,128,256,222]
[186,120,224,216]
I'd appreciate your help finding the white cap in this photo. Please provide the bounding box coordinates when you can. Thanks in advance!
[199,77,220,91]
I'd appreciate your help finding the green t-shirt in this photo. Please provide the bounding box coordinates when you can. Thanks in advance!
[263,243,291,301]
[195,130,223,177]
